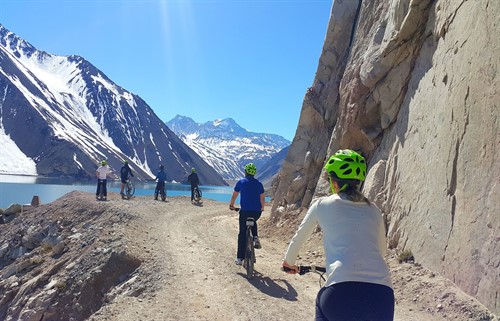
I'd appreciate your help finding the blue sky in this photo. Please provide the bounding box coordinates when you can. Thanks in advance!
[0,0,331,141]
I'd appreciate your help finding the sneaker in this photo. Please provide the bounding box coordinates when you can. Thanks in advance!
[235,258,243,265]
[120,192,124,196]
[254,237,262,249]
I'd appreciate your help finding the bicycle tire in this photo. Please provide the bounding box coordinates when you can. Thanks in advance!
[194,187,202,202]
[244,227,254,279]
[126,181,135,199]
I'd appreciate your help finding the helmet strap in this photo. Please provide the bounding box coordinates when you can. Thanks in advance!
[328,176,336,194]
[328,176,347,194]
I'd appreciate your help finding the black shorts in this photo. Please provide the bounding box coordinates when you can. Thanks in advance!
[316,281,394,321]
[121,178,127,184]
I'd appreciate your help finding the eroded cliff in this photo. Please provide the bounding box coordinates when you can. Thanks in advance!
[272,0,499,314]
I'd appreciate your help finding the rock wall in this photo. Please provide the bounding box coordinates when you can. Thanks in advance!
[272,0,499,314]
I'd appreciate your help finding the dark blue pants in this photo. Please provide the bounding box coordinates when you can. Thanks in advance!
[96,179,107,197]
[237,210,262,259]
[155,181,165,197]
[316,281,394,321]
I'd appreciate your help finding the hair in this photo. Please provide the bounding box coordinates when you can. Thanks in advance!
[330,175,370,204]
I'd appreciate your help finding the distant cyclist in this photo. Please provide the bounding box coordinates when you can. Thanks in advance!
[282,149,394,321]
[120,160,134,197]
[96,160,110,200]
[154,165,167,200]
[229,163,265,265]
[187,167,200,204]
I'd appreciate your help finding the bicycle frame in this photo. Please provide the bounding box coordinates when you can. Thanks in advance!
[244,217,256,279]
[231,207,256,279]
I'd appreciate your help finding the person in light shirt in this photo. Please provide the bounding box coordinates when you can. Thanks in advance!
[282,149,394,321]
[96,160,111,200]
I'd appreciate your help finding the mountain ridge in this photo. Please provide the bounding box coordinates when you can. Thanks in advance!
[0,24,226,185]
[166,114,290,180]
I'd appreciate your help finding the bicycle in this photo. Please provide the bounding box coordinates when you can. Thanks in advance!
[193,186,202,203]
[231,207,256,279]
[282,265,327,287]
[124,179,135,199]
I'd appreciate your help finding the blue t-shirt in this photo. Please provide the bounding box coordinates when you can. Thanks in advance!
[156,170,167,182]
[234,176,264,211]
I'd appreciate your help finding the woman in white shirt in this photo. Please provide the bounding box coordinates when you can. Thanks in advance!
[283,149,394,321]
[96,160,110,200]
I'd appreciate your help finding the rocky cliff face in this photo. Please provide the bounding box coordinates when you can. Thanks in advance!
[272,0,499,314]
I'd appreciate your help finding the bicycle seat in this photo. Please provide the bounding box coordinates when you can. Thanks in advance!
[245,217,255,226]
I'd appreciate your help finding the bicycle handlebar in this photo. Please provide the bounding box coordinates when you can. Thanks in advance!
[282,265,326,275]
[230,207,240,212]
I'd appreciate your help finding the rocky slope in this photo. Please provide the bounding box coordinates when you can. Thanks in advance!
[271,0,499,315]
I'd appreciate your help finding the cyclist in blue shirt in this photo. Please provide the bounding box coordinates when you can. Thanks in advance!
[120,160,134,197]
[229,163,265,265]
[154,165,167,200]
[187,167,200,204]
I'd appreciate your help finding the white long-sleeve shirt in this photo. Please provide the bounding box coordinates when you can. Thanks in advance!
[284,194,392,289]
[96,165,110,180]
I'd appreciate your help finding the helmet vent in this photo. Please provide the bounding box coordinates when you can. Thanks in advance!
[343,169,353,175]
[340,163,350,170]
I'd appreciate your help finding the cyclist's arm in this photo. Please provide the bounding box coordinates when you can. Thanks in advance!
[229,191,239,210]
[260,193,265,211]
[283,202,319,265]
[282,260,299,274]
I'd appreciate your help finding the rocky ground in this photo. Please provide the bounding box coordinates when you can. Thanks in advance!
[0,191,497,321]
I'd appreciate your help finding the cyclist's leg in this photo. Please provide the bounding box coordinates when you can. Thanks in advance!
[316,282,394,321]
[190,185,195,201]
[120,179,126,194]
[250,211,262,238]
[154,182,160,199]
[237,211,249,259]
[103,179,107,197]
[96,179,101,197]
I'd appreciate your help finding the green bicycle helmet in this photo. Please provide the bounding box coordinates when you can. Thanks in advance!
[192,167,196,172]
[244,163,257,176]
[324,149,366,181]
[101,160,107,166]
[123,160,128,164]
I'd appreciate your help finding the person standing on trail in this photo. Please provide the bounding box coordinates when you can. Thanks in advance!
[120,160,134,197]
[96,160,110,200]
[282,149,394,321]
[229,163,265,265]
[154,165,167,200]
[187,167,200,204]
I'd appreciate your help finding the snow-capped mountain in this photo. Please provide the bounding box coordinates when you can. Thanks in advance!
[0,24,226,185]
[166,115,290,180]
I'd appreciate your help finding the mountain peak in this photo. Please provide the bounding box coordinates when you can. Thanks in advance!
[166,115,290,179]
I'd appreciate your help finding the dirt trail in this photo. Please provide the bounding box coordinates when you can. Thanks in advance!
[86,195,496,321]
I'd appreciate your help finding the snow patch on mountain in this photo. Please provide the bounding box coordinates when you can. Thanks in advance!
[166,115,290,180]
[0,129,37,175]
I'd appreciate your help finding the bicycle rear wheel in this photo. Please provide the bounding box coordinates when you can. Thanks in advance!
[126,181,135,199]
[194,187,201,202]
[244,227,254,279]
